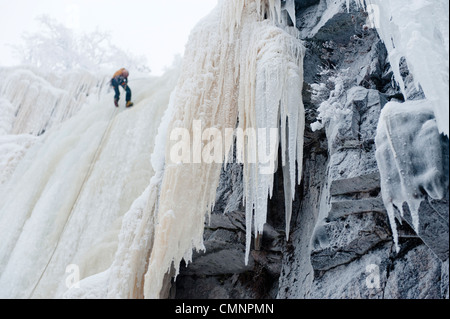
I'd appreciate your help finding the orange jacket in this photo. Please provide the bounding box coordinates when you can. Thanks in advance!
[113,68,127,79]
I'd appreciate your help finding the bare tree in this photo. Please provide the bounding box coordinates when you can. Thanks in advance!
[13,15,150,74]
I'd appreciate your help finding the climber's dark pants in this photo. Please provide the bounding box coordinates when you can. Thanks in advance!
[111,79,132,102]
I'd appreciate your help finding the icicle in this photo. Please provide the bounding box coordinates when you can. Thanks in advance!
[235,1,305,263]
[285,0,296,28]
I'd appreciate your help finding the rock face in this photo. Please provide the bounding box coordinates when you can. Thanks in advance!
[173,0,449,299]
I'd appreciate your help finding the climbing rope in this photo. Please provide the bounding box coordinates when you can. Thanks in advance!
[28,105,119,298]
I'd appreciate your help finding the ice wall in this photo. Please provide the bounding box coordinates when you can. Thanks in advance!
[1,0,304,299]
[65,0,305,299]
[0,67,179,298]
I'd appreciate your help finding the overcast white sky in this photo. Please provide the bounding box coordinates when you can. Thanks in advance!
[0,0,218,75]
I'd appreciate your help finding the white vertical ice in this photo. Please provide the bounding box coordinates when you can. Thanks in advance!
[242,18,304,263]
[0,67,179,298]
[0,0,304,299]
[140,0,305,296]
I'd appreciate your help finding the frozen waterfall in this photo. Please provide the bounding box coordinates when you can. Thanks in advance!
[0,0,305,299]
[0,66,180,298]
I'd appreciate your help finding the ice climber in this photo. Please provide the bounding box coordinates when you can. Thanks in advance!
[111,68,133,107]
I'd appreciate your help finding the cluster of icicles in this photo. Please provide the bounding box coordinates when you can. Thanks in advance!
[354,0,449,252]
